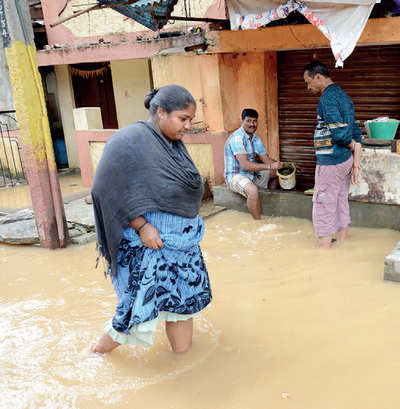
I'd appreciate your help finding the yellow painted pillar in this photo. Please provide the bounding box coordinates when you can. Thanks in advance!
[0,0,68,248]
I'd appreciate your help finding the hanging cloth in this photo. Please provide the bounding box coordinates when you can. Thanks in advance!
[227,0,378,67]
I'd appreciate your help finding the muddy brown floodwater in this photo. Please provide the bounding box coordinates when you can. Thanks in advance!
[0,174,86,210]
[1,209,400,409]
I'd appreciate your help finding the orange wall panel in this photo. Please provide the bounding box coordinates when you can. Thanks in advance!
[218,52,268,150]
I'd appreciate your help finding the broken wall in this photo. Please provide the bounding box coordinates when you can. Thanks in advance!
[62,0,216,36]
[350,148,400,205]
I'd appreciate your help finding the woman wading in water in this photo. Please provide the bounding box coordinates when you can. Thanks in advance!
[90,85,212,354]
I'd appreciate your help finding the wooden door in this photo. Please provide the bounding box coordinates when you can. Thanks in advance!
[72,62,118,129]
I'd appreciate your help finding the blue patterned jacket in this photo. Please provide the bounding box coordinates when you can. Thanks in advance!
[314,84,362,165]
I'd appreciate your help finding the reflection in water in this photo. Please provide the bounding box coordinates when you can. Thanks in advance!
[1,210,400,409]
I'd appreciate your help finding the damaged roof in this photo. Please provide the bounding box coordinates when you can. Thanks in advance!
[96,0,179,31]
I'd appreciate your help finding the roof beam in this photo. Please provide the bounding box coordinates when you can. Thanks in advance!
[206,17,400,54]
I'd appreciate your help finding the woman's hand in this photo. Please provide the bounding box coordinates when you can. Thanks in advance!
[139,223,164,250]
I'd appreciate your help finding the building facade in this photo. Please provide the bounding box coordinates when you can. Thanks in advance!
[34,1,400,201]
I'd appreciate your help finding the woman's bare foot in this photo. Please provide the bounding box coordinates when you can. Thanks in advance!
[90,333,121,354]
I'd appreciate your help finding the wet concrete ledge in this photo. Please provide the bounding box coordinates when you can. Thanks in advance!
[213,185,400,231]
[0,197,227,246]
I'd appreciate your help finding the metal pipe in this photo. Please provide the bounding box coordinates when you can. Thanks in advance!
[157,15,228,23]
[0,122,14,186]
[50,0,141,27]
[50,4,102,27]
[5,122,20,186]
[50,4,104,28]
[0,124,7,187]
[0,110,16,115]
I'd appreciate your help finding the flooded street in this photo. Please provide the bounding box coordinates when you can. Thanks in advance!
[1,209,400,409]
[0,173,87,210]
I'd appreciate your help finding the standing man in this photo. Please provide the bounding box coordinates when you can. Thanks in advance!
[224,108,283,220]
[303,61,361,248]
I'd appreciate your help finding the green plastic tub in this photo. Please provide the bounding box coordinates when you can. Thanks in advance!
[369,119,399,140]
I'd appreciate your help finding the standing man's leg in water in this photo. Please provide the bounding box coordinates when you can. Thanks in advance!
[318,234,334,248]
[336,227,348,242]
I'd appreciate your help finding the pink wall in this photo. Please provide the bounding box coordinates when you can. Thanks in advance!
[41,0,182,47]
[38,0,225,66]
[41,0,223,47]
[37,33,205,66]
[75,129,114,188]
[183,131,229,186]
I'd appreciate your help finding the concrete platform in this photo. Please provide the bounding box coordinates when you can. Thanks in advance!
[0,197,226,246]
[213,185,400,231]
[384,242,400,282]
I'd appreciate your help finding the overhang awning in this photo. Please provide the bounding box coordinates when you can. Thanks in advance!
[227,0,380,67]
[96,0,178,31]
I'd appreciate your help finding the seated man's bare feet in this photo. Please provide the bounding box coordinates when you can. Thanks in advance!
[90,333,120,354]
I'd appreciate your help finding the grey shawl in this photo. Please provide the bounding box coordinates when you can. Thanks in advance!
[91,120,203,276]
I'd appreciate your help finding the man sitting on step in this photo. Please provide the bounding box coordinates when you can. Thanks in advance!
[224,108,283,220]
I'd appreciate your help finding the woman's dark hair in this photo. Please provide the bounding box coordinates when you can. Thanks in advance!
[144,85,196,115]
[303,60,330,78]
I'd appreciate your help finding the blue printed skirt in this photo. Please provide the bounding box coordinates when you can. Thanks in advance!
[108,211,212,343]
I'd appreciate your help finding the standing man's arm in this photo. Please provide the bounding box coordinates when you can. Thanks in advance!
[349,121,362,185]
[350,142,361,185]
[322,103,353,146]
[348,121,362,152]
[324,101,362,184]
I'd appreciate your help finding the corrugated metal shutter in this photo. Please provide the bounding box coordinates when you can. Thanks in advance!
[277,45,400,190]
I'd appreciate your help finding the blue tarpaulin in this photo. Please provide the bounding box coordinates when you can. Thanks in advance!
[97,0,179,31]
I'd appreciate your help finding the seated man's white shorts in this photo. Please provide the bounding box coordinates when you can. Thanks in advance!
[229,170,270,198]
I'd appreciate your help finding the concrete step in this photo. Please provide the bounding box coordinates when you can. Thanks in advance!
[213,185,400,231]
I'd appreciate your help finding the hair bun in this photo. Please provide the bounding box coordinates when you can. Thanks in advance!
[144,88,159,109]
